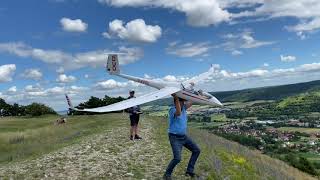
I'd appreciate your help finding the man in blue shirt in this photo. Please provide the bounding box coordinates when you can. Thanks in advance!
[164,94,201,179]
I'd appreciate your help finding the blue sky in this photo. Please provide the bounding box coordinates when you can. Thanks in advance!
[1,0,320,110]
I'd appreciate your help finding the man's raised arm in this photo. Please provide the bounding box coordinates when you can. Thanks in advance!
[172,94,181,116]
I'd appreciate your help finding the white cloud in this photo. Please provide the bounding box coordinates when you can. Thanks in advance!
[0,42,143,70]
[263,63,269,67]
[74,46,143,67]
[99,0,230,27]
[56,67,65,74]
[163,75,177,82]
[56,74,77,83]
[0,64,16,83]
[287,18,320,33]
[95,79,128,90]
[229,0,320,37]
[100,0,320,36]
[280,55,296,62]
[7,86,17,93]
[221,30,274,54]
[231,50,243,56]
[103,19,162,43]
[22,69,42,80]
[166,42,212,58]
[60,17,88,32]
[0,42,71,64]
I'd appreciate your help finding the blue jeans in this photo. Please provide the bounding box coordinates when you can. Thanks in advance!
[165,133,201,176]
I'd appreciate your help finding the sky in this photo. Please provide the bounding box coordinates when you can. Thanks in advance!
[1,0,320,111]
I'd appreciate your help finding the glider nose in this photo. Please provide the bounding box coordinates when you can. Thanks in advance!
[211,96,223,107]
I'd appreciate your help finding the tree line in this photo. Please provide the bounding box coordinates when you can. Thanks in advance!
[0,98,56,117]
[69,95,126,115]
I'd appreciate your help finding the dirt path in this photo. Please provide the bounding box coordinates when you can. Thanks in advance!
[0,120,170,179]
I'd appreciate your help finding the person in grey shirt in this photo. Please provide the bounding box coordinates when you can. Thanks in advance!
[127,90,142,140]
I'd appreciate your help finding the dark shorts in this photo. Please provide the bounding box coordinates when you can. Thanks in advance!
[130,114,140,126]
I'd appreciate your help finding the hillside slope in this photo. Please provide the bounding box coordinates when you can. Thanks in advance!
[146,80,320,106]
[212,80,320,102]
[0,114,316,179]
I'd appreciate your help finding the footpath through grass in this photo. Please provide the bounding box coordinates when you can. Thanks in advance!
[0,114,126,164]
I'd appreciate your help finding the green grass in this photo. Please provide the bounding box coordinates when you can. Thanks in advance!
[211,114,228,122]
[0,114,316,179]
[152,117,315,180]
[298,153,320,163]
[277,127,320,134]
[0,114,126,164]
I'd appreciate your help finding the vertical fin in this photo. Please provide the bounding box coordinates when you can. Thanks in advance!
[65,94,74,110]
[106,54,120,74]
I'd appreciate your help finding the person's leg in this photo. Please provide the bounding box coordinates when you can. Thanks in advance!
[129,115,135,140]
[165,135,183,176]
[130,126,134,137]
[134,115,142,139]
[184,135,201,174]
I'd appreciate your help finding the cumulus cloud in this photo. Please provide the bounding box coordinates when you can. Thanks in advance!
[56,74,77,83]
[166,42,212,58]
[280,55,296,62]
[74,46,143,67]
[231,50,243,56]
[99,0,230,27]
[228,0,320,37]
[263,63,269,67]
[22,69,42,80]
[100,0,320,37]
[163,75,177,82]
[221,30,274,54]
[0,42,143,70]
[60,17,88,32]
[7,86,17,93]
[0,64,16,83]
[0,42,71,64]
[103,19,162,43]
[95,79,128,90]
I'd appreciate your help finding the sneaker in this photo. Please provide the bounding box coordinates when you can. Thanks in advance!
[185,172,197,178]
[130,135,134,140]
[135,135,142,140]
[163,174,172,180]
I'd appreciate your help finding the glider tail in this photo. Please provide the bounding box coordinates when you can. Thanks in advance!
[65,94,75,110]
[106,54,120,75]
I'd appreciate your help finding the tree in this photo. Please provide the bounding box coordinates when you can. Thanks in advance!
[25,103,56,117]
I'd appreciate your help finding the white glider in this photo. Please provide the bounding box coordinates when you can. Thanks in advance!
[66,54,222,113]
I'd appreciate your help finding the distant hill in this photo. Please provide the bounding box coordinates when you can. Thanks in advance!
[212,80,320,102]
[145,80,320,106]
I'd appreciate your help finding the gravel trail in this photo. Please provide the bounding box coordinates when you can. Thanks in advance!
[0,120,170,180]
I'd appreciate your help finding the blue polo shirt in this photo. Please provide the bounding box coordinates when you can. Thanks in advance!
[168,105,187,135]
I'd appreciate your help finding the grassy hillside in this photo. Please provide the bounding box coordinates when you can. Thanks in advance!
[212,80,320,102]
[0,114,316,179]
[146,80,320,106]
[0,114,126,164]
